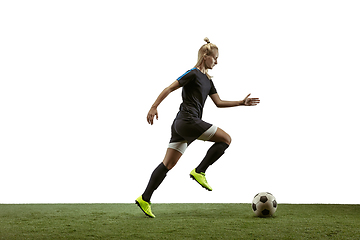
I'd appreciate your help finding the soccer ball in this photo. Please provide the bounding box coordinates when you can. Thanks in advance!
[252,192,277,217]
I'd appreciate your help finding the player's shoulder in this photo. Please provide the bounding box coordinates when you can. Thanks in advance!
[177,67,197,80]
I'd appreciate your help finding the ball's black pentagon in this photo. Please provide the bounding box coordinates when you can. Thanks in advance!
[262,209,270,216]
[252,203,257,211]
[260,196,268,203]
[273,200,277,208]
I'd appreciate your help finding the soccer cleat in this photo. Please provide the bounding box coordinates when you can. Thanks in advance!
[135,196,155,218]
[190,168,212,191]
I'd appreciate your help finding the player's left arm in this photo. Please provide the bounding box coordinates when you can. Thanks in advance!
[210,93,260,108]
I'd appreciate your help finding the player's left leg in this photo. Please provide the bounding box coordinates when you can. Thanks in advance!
[142,148,183,202]
[163,144,185,170]
[136,147,184,218]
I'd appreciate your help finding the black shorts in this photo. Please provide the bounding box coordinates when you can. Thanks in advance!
[169,117,213,145]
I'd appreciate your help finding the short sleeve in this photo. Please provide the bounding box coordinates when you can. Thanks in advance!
[209,80,217,95]
[177,68,196,87]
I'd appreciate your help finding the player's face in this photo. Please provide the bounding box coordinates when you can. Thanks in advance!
[205,49,218,70]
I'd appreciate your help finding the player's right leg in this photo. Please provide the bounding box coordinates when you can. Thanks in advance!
[207,127,231,145]
[135,147,184,218]
[197,127,231,173]
[190,127,231,191]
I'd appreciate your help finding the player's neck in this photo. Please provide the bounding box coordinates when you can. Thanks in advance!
[196,64,206,74]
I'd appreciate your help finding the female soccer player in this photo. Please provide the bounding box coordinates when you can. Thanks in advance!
[136,38,260,218]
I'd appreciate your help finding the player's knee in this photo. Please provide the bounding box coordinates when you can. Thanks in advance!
[225,134,231,146]
[163,146,184,170]
[219,132,231,146]
[163,161,176,170]
[164,156,182,170]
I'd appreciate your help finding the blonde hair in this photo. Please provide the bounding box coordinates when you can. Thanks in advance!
[194,37,218,79]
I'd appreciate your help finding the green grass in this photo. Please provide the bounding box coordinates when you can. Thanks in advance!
[0,204,359,239]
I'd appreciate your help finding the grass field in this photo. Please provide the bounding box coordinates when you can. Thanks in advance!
[0,203,359,239]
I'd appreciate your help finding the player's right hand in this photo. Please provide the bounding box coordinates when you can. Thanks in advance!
[243,93,260,106]
[147,107,158,125]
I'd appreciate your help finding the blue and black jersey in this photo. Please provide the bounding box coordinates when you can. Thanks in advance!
[169,68,217,145]
[176,68,217,120]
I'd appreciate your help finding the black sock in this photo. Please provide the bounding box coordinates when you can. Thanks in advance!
[196,142,229,173]
[142,162,169,202]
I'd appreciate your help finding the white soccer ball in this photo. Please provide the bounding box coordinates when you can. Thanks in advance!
[252,192,277,217]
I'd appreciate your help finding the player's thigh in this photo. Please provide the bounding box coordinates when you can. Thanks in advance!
[208,127,231,145]
[162,148,183,170]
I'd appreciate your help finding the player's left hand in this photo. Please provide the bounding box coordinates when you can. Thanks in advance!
[243,93,260,106]
[147,107,158,125]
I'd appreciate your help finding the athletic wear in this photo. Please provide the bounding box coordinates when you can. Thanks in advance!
[168,141,187,155]
[142,162,169,202]
[169,68,218,146]
[168,125,218,154]
[169,118,213,146]
[135,196,155,218]
[177,68,217,119]
[198,125,218,141]
[136,68,228,212]
[196,142,229,174]
[189,168,212,191]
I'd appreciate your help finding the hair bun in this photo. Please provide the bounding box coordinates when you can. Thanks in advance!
[204,37,210,44]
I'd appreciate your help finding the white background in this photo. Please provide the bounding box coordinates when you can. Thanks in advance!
[1,0,359,204]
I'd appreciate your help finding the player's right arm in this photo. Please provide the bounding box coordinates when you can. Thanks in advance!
[147,80,181,125]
